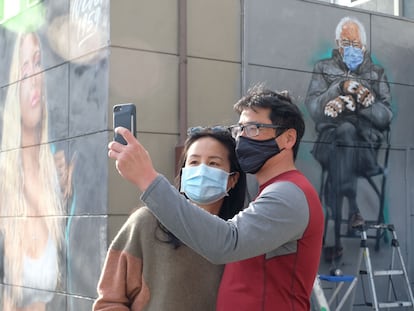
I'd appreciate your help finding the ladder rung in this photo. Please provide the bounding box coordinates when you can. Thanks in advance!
[378,301,413,308]
[374,270,404,276]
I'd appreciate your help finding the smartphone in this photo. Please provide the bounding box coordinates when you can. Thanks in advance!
[113,103,137,145]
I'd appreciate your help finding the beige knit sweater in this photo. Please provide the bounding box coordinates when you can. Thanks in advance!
[93,206,223,311]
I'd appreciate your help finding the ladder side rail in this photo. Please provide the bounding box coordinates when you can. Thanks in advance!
[374,224,414,308]
[312,276,330,311]
[348,232,366,311]
[392,231,414,305]
[359,226,380,309]
[363,242,380,310]
[386,243,397,304]
[328,282,344,306]
[335,277,358,311]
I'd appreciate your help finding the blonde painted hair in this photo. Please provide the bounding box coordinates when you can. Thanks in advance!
[0,32,64,306]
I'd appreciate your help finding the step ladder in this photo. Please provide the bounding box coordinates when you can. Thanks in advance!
[312,273,357,311]
[351,224,414,310]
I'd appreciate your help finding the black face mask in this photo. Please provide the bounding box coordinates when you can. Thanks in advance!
[236,136,284,174]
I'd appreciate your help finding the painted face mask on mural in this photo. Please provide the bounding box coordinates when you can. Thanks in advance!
[342,46,364,71]
[236,136,285,174]
[180,163,230,205]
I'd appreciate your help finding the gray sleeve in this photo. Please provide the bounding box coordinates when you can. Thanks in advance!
[141,175,309,264]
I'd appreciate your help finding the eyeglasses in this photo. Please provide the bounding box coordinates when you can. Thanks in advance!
[187,126,231,136]
[339,39,362,49]
[229,123,286,138]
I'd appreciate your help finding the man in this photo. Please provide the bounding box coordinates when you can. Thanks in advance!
[108,85,324,310]
[305,16,393,261]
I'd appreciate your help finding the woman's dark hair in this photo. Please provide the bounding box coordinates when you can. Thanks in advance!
[156,127,247,249]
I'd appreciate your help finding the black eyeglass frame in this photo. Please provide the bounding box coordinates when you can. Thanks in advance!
[229,123,286,138]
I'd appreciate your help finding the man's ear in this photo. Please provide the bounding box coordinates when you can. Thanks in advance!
[282,128,297,150]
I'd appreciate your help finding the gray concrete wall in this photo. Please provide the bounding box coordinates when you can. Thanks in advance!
[106,0,242,239]
[1,0,413,310]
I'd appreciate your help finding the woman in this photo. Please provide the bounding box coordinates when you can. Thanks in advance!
[0,32,72,311]
[93,127,246,310]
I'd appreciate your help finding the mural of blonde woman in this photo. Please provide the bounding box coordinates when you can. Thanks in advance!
[0,32,73,310]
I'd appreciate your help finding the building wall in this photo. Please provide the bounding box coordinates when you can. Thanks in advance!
[106,0,242,238]
[0,0,413,310]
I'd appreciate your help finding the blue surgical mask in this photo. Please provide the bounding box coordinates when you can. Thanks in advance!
[342,46,364,71]
[180,163,230,205]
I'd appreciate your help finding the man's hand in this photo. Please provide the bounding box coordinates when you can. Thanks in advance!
[342,80,375,108]
[108,127,158,192]
[324,95,355,118]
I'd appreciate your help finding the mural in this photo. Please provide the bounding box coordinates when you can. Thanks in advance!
[0,30,72,310]
[305,16,393,263]
[0,1,109,310]
[241,0,414,306]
